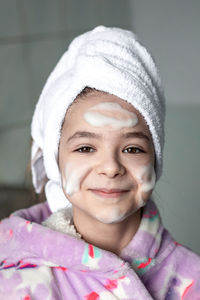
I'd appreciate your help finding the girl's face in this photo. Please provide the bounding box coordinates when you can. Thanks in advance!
[59,92,155,224]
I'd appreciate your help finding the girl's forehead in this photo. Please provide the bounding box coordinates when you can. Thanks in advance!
[62,95,151,145]
[66,91,142,120]
[61,91,154,148]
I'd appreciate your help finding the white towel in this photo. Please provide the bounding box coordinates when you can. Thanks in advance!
[31,25,165,213]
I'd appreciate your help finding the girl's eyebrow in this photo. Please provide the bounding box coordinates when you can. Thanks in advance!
[67,130,150,143]
[67,131,101,143]
[122,131,150,142]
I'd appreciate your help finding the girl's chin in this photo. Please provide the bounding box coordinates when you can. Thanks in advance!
[95,215,127,224]
[94,208,138,224]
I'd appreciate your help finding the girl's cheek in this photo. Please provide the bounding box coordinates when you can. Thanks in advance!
[62,162,92,196]
[132,164,156,207]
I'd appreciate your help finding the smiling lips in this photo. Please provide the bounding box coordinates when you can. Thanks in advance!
[90,188,129,198]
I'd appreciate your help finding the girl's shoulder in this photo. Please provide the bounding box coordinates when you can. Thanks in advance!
[173,242,200,276]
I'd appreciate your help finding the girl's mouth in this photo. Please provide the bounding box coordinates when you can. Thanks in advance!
[89,188,129,198]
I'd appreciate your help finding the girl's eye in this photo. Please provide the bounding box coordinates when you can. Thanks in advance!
[76,146,95,153]
[123,147,143,154]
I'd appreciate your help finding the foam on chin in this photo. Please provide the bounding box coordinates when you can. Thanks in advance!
[95,207,126,224]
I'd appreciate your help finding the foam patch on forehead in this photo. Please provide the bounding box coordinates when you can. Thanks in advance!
[84,101,138,129]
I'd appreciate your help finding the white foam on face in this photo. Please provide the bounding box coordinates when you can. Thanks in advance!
[64,163,90,195]
[84,111,137,129]
[95,207,125,224]
[90,102,126,111]
[135,164,156,206]
[84,102,138,129]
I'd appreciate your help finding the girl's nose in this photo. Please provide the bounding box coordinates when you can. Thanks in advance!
[96,153,125,178]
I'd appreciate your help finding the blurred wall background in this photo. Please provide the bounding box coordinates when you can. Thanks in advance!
[0,0,200,254]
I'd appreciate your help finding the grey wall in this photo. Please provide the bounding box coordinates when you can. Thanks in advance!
[130,0,200,105]
[0,1,200,254]
[154,106,200,254]
[130,0,200,254]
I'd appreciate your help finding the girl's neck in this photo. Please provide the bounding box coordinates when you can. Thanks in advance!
[73,207,142,256]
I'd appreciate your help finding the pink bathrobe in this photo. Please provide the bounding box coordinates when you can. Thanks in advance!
[0,199,200,299]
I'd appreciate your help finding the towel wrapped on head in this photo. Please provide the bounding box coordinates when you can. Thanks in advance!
[31,25,165,213]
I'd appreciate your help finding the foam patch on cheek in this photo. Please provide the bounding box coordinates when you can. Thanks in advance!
[138,164,156,192]
[135,164,156,206]
[84,102,138,129]
[63,164,90,195]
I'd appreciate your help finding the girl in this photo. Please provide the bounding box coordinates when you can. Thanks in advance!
[0,26,200,299]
